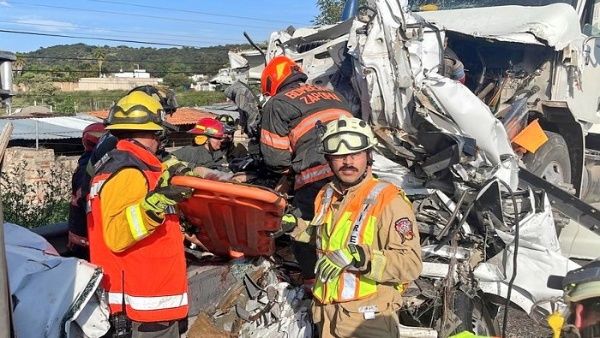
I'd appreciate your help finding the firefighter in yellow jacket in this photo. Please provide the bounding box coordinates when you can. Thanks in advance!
[87,91,191,337]
[310,116,422,338]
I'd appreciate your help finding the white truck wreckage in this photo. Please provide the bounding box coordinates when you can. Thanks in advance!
[2,0,600,337]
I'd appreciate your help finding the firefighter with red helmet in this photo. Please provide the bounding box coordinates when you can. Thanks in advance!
[67,122,106,258]
[172,117,229,172]
[259,55,353,277]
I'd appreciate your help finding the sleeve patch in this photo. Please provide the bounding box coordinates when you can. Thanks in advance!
[394,217,414,243]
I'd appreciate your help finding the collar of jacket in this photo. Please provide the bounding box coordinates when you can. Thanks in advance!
[116,139,162,171]
[331,171,374,197]
[276,73,308,94]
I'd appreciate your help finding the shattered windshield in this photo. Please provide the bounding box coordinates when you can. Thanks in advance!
[408,0,576,11]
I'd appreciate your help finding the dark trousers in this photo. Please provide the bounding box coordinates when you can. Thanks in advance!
[103,318,186,338]
[291,178,330,279]
[131,321,179,338]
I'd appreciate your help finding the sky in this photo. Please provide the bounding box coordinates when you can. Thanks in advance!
[0,0,320,52]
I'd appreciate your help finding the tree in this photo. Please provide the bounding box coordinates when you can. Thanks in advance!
[163,73,192,91]
[93,48,107,77]
[314,0,346,25]
[313,0,366,25]
[15,73,58,105]
[13,53,26,76]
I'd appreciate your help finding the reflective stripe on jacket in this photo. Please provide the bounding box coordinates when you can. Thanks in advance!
[260,82,352,189]
[312,177,401,304]
[87,140,188,322]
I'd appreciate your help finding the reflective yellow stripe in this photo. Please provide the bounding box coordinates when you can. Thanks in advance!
[125,204,149,240]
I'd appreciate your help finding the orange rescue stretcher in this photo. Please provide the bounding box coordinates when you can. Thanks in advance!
[171,176,286,257]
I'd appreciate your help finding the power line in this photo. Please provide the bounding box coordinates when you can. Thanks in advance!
[9,2,275,30]
[0,29,195,47]
[88,0,307,25]
[0,19,245,44]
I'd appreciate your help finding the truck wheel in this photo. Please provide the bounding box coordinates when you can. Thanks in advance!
[522,131,572,233]
[522,131,571,187]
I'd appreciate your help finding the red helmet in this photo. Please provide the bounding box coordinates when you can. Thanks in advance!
[188,118,225,139]
[261,55,303,97]
[82,122,105,151]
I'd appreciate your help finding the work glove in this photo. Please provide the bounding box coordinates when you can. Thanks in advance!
[270,213,298,239]
[315,244,367,283]
[281,214,297,233]
[141,185,193,222]
[159,156,193,187]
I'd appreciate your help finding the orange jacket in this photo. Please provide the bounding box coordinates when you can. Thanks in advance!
[87,140,188,322]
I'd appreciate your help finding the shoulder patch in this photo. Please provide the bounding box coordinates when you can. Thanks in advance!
[394,217,414,243]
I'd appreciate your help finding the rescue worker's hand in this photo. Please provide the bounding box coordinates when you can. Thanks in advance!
[141,185,193,220]
[281,214,297,233]
[159,156,193,187]
[231,172,256,183]
[291,223,314,243]
[67,231,89,249]
[315,244,367,283]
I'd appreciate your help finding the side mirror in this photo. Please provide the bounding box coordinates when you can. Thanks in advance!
[547,274,565,290]
[583,35,600,66]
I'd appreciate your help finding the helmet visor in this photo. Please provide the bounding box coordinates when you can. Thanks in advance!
[323,132,369,154]
[108,104,165,125]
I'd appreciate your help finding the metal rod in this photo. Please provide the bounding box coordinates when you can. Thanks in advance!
[435,190,469,241]
[0,123,15,337]
[35,120,39,150]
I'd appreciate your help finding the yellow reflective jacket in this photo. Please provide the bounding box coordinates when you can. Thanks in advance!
[312,174,422,304]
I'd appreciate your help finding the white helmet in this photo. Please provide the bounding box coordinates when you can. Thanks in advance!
[321,116,377,156]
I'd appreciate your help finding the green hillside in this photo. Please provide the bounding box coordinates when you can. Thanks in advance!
[17,43,250,80]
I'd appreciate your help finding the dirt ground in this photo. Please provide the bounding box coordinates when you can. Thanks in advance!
[499,306,552,338]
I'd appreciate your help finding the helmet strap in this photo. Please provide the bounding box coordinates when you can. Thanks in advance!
[366,150,374,166]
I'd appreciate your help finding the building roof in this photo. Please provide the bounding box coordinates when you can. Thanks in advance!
[199,103,240,119]
[88,107,214,126]
[0,115,103,141]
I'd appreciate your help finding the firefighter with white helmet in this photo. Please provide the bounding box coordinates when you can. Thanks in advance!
[308,115,422,338]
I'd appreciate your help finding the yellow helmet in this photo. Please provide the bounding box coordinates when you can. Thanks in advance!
[321,116,377,155]
[105,91,165,131]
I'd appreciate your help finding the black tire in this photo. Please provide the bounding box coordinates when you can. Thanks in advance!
[522,131,571,186]
[452,291,499,336]
[522,131,572,234]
